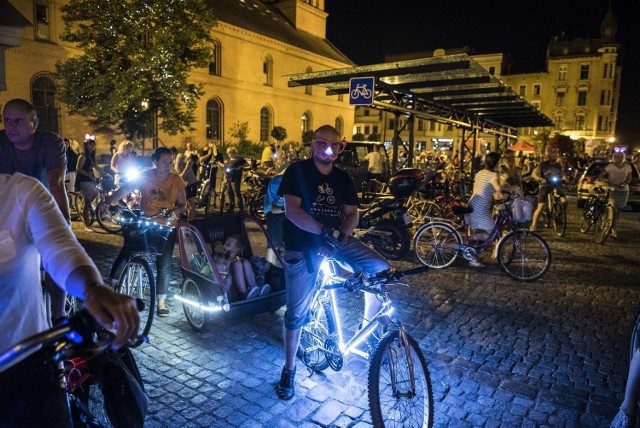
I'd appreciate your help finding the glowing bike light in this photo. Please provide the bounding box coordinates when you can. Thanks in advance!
[124,167,140,182]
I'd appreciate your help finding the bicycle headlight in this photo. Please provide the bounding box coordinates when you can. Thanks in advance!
[124,167,140,182]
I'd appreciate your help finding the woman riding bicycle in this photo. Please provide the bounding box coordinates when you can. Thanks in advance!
[466,152,502,267]
[105,147,186,317]
[110,139,136,186]
[76,136,109,232]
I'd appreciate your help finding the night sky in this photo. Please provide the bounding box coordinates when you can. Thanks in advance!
[324,0,640,148]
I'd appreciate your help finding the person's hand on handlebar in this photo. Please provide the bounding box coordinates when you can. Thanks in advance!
[83,285,141,349]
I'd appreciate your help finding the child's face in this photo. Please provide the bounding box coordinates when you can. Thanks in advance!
[223,237,240,255]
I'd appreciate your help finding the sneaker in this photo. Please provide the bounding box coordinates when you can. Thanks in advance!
[246,286,260,299]
[157,306,170,317]
[469,258,485,268]
[274,367,296,400]
[259,284,271,296]
[610,409,633,428]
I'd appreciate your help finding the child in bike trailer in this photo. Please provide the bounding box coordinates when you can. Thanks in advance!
[213,234,271,300]
[275,125,391,400]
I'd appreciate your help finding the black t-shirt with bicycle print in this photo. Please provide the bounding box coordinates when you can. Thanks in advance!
[278,158,358,252]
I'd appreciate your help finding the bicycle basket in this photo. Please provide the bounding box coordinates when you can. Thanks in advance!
[123,222,173,255]
[509,197,533,223]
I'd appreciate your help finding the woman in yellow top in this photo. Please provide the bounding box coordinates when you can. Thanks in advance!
[104,147,186,316]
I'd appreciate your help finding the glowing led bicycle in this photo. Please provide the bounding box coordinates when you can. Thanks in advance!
[298,253,434,427]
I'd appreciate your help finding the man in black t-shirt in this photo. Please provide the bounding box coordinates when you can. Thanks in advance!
[274,125,390,400]
[223,147,248,212]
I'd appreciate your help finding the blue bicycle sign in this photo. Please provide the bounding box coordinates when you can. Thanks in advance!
[349,77,375,105]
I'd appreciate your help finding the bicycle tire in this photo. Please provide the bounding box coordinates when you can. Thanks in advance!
[630,312,640,363]
[181,278,210,331]
[551,202,566,237]
[249,194,266,222]
[115,257,155,346]
[299,297,335,372]
[413,222,461,268]
[75,193,95,226]
[85,380,113,427]
[497,230,551,282]
[369,220,410,260]
[594,205,613,244]
[96,204,123,234]
[368,330,434,428]
[579,200,596,234]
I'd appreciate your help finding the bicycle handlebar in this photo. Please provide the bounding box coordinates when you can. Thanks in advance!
[0,299,145,370]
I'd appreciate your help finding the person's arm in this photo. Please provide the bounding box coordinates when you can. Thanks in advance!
[110,153,120,174]
[47,167,71,223]
[283,194,324,235]
[531,164,544,183]
[26,177,139,348]
[339,204,359,236]
[491,173,502,196]
[171,181,187,217]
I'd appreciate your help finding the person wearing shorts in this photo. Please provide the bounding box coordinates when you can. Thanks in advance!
[274,125,390,400]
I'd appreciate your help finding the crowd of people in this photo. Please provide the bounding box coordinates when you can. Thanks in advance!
[1,97,638,425]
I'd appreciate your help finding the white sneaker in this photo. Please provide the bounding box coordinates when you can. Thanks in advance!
[246,287,260,300]
[259,284,271,296]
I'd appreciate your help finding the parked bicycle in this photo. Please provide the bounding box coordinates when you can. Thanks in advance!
[579,182,615,244]
[413,193,551,281]
[538,175,567,237]
[113,209,174,345]
[298,249,433,427]
[0,309,147,428]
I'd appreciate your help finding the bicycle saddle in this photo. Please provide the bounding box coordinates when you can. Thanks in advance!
[452,205,473,215]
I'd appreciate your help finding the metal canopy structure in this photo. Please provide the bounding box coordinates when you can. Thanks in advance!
[286,53,553,173]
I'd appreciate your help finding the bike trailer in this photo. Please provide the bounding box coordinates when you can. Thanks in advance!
[175,213,286,327]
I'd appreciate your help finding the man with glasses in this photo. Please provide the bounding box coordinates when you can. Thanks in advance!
[274,125,391,400]
[0,98,70,321]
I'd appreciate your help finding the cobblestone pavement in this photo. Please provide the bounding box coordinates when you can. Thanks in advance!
[74,198,640,427]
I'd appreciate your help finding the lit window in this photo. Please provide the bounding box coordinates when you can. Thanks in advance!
[558,65,567,81]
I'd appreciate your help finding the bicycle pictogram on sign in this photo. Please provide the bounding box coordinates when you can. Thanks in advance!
[349,77,375,105]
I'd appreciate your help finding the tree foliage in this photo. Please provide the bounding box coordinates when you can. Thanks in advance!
[56,0,217,138]
[271,126,287,143]
[302,130,315,143]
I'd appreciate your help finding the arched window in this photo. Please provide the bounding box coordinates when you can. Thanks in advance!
[304,66,312,95]
[334,116,344,138]
[260,106,272,142]
[301,111,312,135]
[209,40,221,76]
[263,55,273,86]
[31,74,58,134]
[206,99,222,140]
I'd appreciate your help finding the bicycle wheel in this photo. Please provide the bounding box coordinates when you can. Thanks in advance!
[413,222,461,268]
[96,203,123,234]
[594,205,613,244]
[85,381,113,427]
[299,297,335,372]
[368,330,434,428]
[370,220,410,260]
[497,230,551,281]
[181,278,210,331]
[630,312,640,363]
[551,202,566,237]
[579,201,596,234]
[75,193,95,226]
[115,257,155,346]
[249,194,266,222]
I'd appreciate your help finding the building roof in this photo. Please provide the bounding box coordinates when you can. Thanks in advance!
[208,0,353,65]
[286,53,553,136]
[0,0,32,27]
